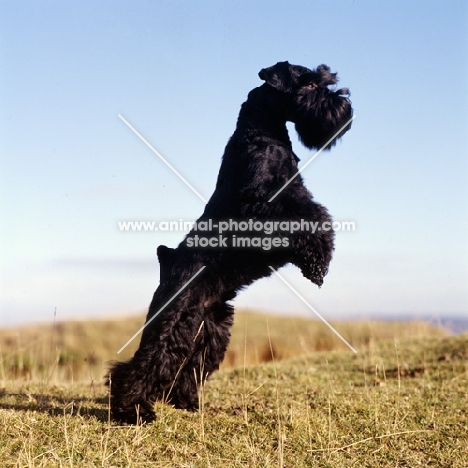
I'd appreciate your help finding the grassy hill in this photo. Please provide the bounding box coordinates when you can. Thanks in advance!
[0,312,467,467]
[0,310,447,382]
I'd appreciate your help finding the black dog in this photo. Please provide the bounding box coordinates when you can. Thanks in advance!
[108,61,353,424]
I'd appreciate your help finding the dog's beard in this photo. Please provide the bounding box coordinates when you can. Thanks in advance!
[294,87,353,150]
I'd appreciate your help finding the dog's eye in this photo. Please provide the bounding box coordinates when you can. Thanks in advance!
[305,82,318,90]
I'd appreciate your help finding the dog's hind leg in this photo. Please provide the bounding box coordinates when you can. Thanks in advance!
[165,288,236,409]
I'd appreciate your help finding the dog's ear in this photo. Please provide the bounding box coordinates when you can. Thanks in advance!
[259,61,293,93]
[259,61,313,93]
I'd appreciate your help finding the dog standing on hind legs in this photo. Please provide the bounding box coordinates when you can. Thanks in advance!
[107,61,353,424]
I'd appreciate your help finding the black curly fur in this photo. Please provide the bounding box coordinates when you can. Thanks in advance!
[107,61,353,424]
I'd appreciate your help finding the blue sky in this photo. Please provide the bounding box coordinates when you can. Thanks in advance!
[1,0,467,326]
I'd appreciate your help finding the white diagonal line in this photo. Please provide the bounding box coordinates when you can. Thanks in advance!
[117,265,206,354]
[268,266,357,353]
[118,114,207,203]
[268,115,356,202]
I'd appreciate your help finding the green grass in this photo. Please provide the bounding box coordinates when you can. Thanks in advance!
[0,312,467,467]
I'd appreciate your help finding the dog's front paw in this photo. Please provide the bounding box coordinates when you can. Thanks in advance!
[300,259,325,287]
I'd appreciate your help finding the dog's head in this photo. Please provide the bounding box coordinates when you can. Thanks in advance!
[259,61,353,150]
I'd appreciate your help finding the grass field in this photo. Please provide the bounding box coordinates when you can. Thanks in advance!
[0,311,467,467]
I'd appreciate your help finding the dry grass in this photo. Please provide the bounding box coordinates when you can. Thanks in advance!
[0,311,466,467]
[0,310,446,382]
